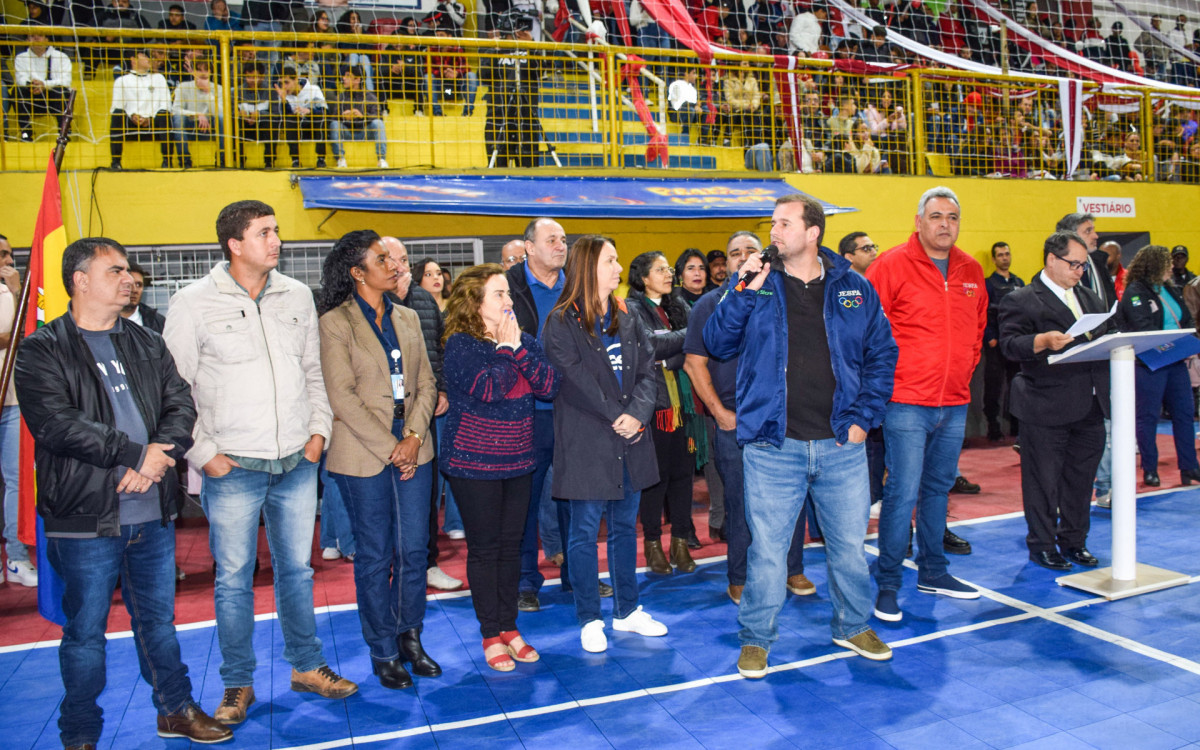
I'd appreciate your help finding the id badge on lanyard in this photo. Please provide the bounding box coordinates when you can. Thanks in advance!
[390,349,405,401]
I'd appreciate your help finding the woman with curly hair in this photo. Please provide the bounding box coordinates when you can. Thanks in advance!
[316,229,441,690]
[543,236,669,653]
[1119,243,1200,487]
[413,258,448,312]
[625,251,696,575]
[440,264,560,671]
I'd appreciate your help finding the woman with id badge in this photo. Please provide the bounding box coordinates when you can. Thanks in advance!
[440,264,560,671]
[317,230,441,690]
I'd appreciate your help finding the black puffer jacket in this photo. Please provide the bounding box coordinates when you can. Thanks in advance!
[1119,279,1193,334]
[14,311,196,537]
[625,289,689,411]
[391,285,445,392]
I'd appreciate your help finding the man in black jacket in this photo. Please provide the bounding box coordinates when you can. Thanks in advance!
[120,260,166,333]
[999,231,1113,572]
[382,236,463,592]
[14,237,231,749]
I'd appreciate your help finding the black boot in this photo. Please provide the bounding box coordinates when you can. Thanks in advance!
[399,629,441,677]
[372,658,413,690]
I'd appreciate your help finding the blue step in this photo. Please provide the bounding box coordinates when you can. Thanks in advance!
[622,133,692,147]
[622,154,717,169]
[541,106,644,122]
[541,132,692,147]
[544,153,608,167]
[543,131,605,144]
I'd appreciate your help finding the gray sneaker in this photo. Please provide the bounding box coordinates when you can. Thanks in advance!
[833,629,893,661]
[1095,491,1111,509]
[737,645,768,678]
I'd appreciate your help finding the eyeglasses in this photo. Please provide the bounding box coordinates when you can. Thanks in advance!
[652,267,675,277]
[504,255,525,264]
[856,244,879,253]
[1058,257,1088,271]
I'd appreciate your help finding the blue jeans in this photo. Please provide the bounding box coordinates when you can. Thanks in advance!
[329,118,387,161]
[319,460,355,557]
[1094,418,1112,495]
[333,461,433,661]
[520,410,554,594]
[435,414,462,533]
[347,53,375,91]
[739,438,872,647]
[47,521,194,747]
[537,463,560,557]
[875,402,967,592]
[172,113,225,163]
[717,427,807,586]
[566,467,641,626]
[1,405,27,563]
[1135,361,1200,474]
[201,458,325,687]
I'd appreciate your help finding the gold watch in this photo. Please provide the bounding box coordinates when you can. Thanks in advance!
[404,429,424,446]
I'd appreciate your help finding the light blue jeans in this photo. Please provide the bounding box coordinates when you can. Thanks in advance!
[1094,418,1112,495]
[1,405,28,562]
[172,113,225,164]
[318,460,355,557]
[329,118,387,161]
[739,438,873,648]
[874,403,967,592]
[201,459,325,687]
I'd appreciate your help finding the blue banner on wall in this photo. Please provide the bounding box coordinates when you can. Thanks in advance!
[298,175,856,219]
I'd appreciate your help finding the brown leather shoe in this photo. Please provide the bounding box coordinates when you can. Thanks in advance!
[213,686,255,725]
[669,536,696,573]
[643,538,672,575]
[156,703,233,744]
[727,584,743,604]
[291,665,358,699]
[787,573,816,596]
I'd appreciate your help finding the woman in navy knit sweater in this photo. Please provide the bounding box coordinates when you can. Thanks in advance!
[441,263,560,671]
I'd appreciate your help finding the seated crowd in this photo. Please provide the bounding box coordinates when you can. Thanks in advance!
[2,0,1198,178]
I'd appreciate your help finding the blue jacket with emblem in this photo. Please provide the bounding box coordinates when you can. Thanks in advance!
[702,247,898,447]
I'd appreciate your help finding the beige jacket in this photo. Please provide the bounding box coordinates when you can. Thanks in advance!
[163,263,332,468]
[319,297,436,477]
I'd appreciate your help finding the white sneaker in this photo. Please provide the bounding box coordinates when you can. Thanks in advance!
[321,547,342,561]
[446,529,466,540]
[581,620,607,653]
[6,560,37,587]
[377,159,389,169]
[869,501,882,519]
[612,606,667,637]
[335,158,348,169]
[426,565,462,590]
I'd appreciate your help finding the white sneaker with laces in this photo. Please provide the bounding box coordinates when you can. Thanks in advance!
[336,158,348,168]
[581,620,607,653]
[426,565,462,590]
[447,529,465,540]
[321,547,342,561]
[6,560,37,587]
[378,159,389,168]
[612,606,667,637]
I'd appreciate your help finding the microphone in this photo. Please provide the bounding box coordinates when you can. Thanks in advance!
[733,244,779,293]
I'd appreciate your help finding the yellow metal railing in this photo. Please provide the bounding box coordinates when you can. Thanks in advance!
[1,23,1197,181]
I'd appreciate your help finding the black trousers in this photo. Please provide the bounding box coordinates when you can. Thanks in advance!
[983,344,1020,434]
[639,423,693,543]
[448,473,532,639]
[12,85,71,131]
[1019,399,1106,554]
[278,112,327,158]
[109,111,172,162]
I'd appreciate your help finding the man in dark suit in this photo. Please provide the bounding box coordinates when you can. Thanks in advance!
[1055,212,1117,310]
[999,231,1114,572]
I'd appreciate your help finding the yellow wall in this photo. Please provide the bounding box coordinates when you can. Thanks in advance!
[1,170,1197,282]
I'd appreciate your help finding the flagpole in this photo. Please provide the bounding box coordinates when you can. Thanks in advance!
[0,90,75,405]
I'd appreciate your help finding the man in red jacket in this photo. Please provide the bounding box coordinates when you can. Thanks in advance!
[866,186,988,622]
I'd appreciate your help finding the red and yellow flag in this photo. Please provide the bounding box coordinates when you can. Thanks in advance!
[18,157,66,547]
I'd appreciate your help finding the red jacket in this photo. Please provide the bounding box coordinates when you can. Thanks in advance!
[865,233,987,407]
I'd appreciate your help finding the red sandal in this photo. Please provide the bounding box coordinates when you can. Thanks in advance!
[499,630,539,663]
[483,636,515,672]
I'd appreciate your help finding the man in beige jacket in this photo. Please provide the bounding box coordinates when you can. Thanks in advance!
[163,200,356,726]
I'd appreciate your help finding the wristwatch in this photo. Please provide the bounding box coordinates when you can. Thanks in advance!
[403,429,424,446]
